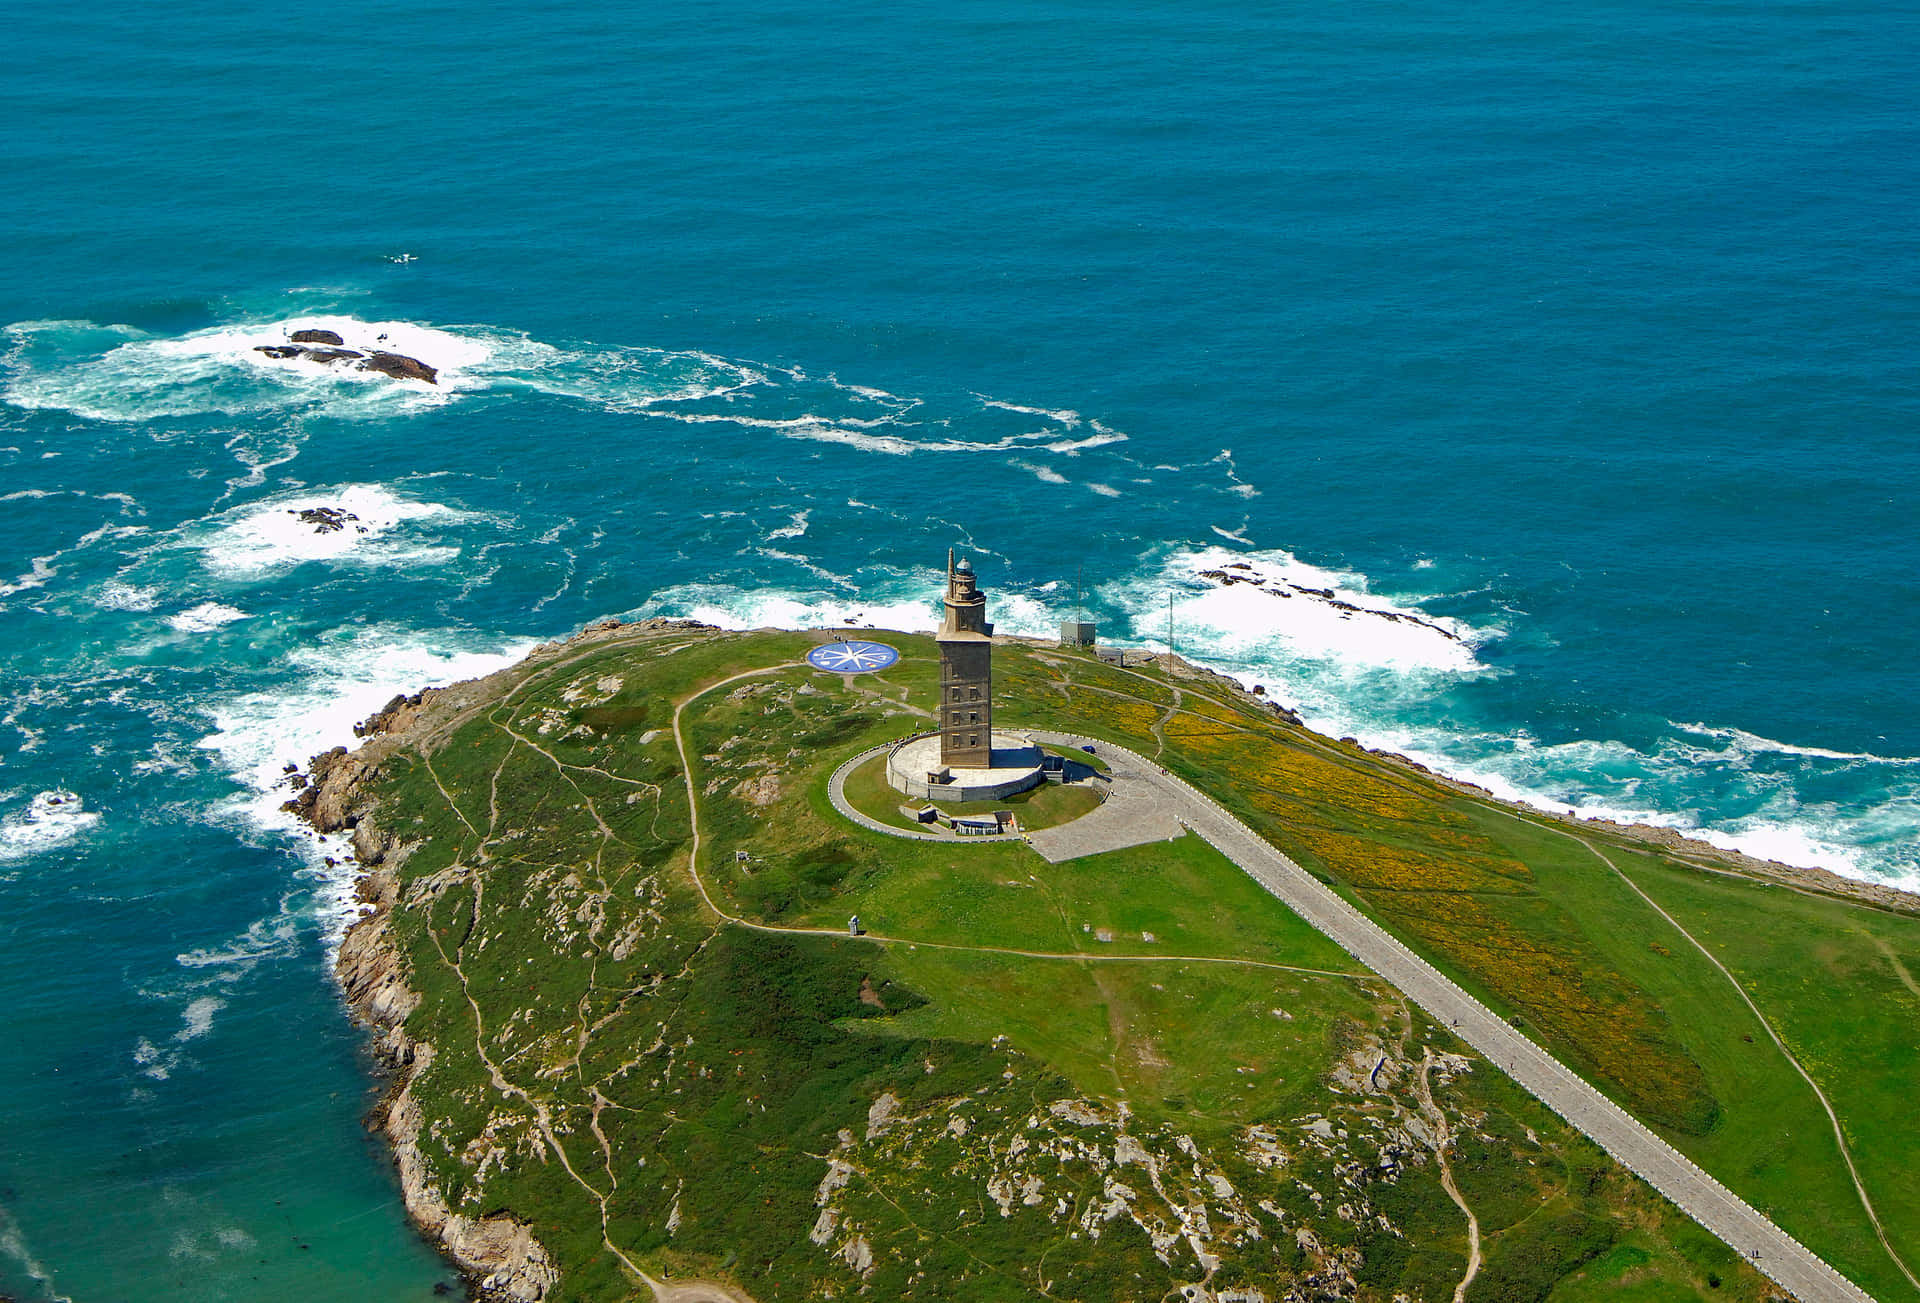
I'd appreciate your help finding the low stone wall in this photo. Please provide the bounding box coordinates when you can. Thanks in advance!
[884,731,1046,802]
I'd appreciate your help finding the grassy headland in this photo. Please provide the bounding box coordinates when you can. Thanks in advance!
[302,619,1917,1302]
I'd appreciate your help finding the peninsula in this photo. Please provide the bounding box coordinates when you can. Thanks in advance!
[289,590,1920,1302]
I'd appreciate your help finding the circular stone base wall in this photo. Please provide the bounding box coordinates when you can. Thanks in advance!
[886,732,1047,802]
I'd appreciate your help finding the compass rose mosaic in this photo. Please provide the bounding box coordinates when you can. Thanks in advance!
[805,640,901,673]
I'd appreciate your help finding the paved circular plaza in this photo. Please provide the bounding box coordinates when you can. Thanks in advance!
[885,731,1047,802]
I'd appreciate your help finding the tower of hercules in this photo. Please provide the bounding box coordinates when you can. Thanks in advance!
[937,551,994,767]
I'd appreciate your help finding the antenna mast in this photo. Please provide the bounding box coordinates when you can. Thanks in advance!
[1166,591,1175,679]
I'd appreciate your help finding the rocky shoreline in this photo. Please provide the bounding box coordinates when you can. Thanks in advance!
[286,617,714,1301]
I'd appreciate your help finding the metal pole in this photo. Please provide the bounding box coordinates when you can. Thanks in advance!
[1166,590,1175,681]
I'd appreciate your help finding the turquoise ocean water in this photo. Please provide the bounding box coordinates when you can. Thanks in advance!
[2,1,1916,1297]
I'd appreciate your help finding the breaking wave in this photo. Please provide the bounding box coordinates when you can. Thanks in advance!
[0,313,1177,496]
[186,483,469,577]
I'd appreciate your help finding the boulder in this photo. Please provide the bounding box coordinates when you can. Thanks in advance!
[290,328,346,345]
[363,351,439,384]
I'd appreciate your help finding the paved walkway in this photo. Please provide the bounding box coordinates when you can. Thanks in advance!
[1026,745,1187,863]
[1021,732,1875,1303]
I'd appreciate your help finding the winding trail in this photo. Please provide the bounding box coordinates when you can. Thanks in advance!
[1413,1048,1481,1303]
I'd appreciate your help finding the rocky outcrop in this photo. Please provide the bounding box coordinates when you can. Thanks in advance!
[292,506,363,534]
[291,328,346,345]
[363,351,438,383]
[281,744,369,833]
[252,342,439,384]
[354,688,439,739]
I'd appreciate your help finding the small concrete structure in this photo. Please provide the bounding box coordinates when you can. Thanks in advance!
[887,730,1046,802]
[1059,620,1097,647]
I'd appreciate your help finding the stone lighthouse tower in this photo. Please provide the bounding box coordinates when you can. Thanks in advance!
[937,550,994,767]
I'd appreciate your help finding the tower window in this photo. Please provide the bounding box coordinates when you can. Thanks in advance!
[969,687,980,700]
[968,735,979,747]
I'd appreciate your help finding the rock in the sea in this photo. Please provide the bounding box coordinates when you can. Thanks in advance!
[290,328,346,345]
[291,506,361,533]
[363,351,438,384]
[250,343,438,385]
[254,343,364,363]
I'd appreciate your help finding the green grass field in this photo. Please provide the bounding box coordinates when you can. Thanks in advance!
[344,622,1920,1303]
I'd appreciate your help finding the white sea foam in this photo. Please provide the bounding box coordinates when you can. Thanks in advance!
[979,397,1082,426]
[1112,545,1490,676]
[195,625,536,952]
[0,789,102,865]
[175,996,226,1042]
[3,313,766,429]
[165,602,249,633]
[96,580,160,612]
[644,407,1121,461]
[2,315,487,422]
[642,584,940,634]
[766,510,811,541]
[1671,721,1920,766]
[1087,482,1122,497]
[1010,460,1069,484]
[466,334,763,411]
[0,554,60,599]
[1044,432,1129,453]
[131,1036,175,1081]
[174,910,300,973]
[0,1200,75,1303]
[191,483,463,576]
